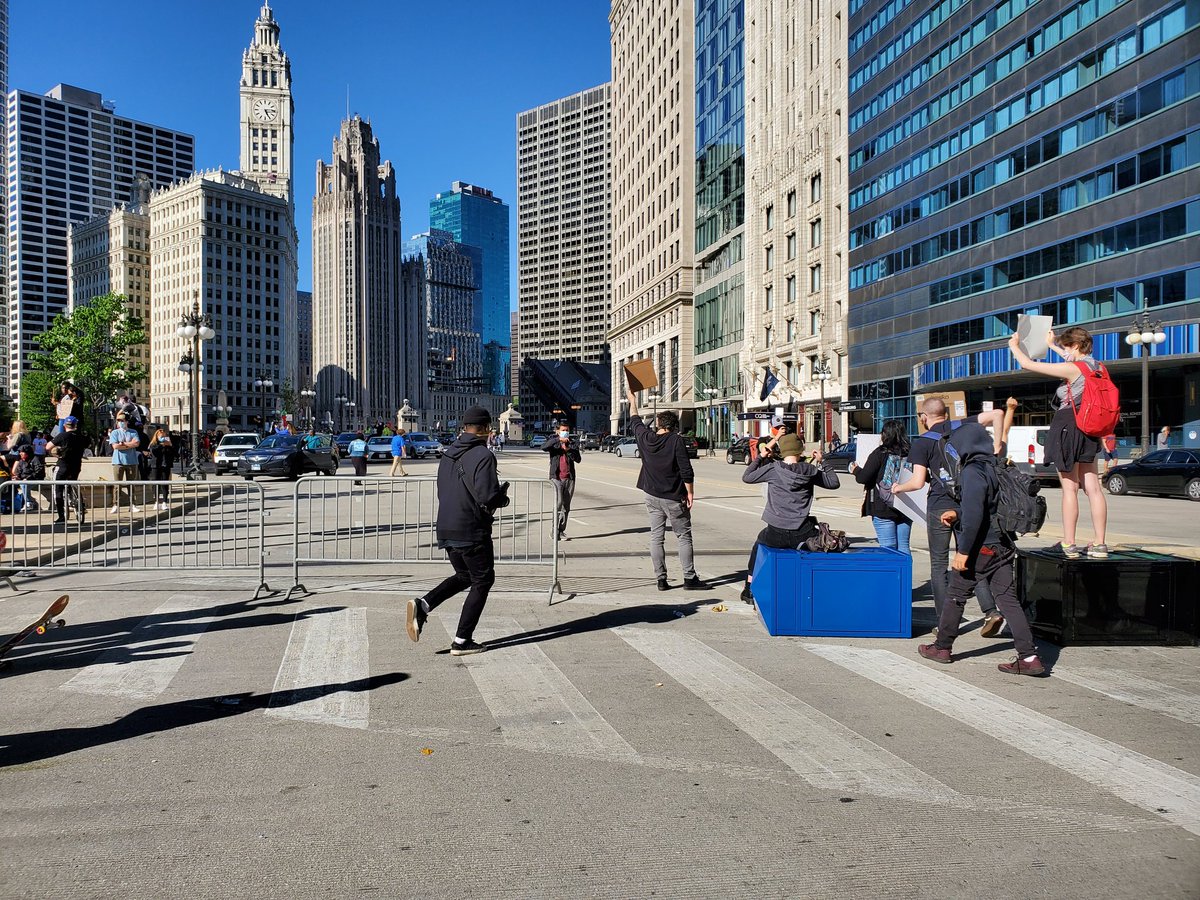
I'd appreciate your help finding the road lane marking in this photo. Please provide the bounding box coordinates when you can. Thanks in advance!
[1053,666,1200,728]
[266,606,369,730]
[60,595,219,700]
[616,627,958,802]
[458,616,640,763]
[802,643,1200,837]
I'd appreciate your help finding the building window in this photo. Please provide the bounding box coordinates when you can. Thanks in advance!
[787,275,797,302]
[810,309,820,335]
[765,245,774,270]
[786,319,795,341]
[811,218,822,248]
[811,173,822,203]
[765,205,774,230]
[787,190,797,217]
[765,325,773,346]
[810,264,822,293]
[765,285,774,310]
[787,233,797,260]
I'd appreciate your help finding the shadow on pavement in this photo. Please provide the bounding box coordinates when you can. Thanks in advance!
[1,594,335,674]
[570,527,649,540]
[0,673,408,767]
[480,601,708,652]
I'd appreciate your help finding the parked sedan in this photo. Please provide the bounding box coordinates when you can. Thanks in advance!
[238,434,338,480]
[334,432,357,454]
[405,432,444,458]
[365,435,394,461]
[726,437,753,464]
[823,442,857,473]
[614,437,640,458]
[213,432,260,475]
[1104,449,1200,500]
[602,435,623,453]
[682,436,699,459]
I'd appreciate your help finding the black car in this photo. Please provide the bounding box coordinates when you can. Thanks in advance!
[682,436,699,459]
[334,432,357,454]
[602,435,624,453]
[1104,449,1200,500]
[822,442,857,473]
[238,434,339,480]
[726,437,753,464]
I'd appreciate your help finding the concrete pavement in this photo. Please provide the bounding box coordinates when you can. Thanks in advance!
[1,447,1198,898]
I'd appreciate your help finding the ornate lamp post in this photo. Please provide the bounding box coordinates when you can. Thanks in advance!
[813,354,832,452]
[254,374,274,435]
[300,388,316,429]
[176,294,216,480]
[334,392,347,432]
[347,400,357,432]
[647,391,660,425]
[703,387,719,456]
[1125,312,1167,454]
[618,396,629,435]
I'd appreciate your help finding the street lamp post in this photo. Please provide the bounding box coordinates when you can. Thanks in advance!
[618,397,629,435]
[703,387,719,456]
[176,293,216,481]
[300,388,316,429]
[813,354,832,452]
[334,392,347,432]
[648,391,660,425]
[347,401,357,432]
[254,375,274,436]
[1125,312,1167,454]
[213,403,233,434]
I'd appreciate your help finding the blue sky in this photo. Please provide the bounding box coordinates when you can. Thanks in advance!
[10,0,613,301]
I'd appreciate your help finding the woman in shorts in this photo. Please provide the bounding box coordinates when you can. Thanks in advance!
[1008,326,1108,559]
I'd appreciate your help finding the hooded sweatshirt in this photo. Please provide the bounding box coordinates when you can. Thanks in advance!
[436,433,506,544]
[948,424,1004,561]
[630,417,694,501]
[742,455,840,529]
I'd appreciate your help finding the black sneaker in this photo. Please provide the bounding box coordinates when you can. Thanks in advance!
[405,598,427,643]
[52,516,65,525]
[657,577,669,591]
[683,576,708,591]
[740,585,755,605]
[449,639,486,656]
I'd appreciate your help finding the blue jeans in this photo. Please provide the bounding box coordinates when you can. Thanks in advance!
[872,516,911,556]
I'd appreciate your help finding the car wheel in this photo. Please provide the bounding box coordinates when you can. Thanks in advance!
[726,451,734,464]
[634,449,640,458]
[1186,478,1200,501]
[326,465,338,476]
[1106,474,1127,495]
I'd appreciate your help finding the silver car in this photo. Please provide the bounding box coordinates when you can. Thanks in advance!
[614,437,641,458]
[405,432,444,459]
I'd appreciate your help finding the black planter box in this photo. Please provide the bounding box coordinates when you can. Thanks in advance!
[1018,548,1199,646]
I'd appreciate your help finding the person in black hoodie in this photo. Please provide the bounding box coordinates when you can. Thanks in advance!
[405,405,509,656]
[917,425,1045,677]
[627,390,706,591]
[542,425,581,540]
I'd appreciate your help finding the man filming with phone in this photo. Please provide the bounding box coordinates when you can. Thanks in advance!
[405,405,509,656]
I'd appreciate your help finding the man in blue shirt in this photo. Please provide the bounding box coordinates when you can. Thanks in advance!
[108,412,142,514]
[389,429,409,477]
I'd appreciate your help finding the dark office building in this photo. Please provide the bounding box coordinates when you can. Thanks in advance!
[847,0,1200,445]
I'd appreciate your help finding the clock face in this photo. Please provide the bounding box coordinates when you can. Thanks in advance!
[253,98,278,122]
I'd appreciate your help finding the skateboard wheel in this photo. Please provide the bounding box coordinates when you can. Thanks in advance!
[54,619,65,628]
[36,625,45,634]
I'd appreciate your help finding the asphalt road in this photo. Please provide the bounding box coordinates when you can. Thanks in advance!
[1,447,1198,898]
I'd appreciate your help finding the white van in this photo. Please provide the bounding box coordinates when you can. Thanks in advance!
[1005,426,1056,481]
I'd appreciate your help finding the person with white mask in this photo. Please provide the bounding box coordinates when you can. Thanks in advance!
[542,425,581,540]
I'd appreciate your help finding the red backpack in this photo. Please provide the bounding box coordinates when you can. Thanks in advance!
[1069,360,1120,437]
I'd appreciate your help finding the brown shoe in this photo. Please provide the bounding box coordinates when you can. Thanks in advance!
[997,655,1047,677]
[918,643,952,664]
[980,613,1005,638]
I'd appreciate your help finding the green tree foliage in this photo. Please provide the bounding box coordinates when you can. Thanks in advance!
[279,378,297,418]
[18,369,57,432]
[31,293,147,435]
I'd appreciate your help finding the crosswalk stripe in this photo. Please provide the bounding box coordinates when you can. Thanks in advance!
[1053,666,1200,728]
[60,595,218,700]
[461,617,640,762]
[265,606,369,730]
[616,627,959,802]
[803,643,1200,837]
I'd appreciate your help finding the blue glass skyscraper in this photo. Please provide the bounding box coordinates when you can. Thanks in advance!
[430,182,511,395]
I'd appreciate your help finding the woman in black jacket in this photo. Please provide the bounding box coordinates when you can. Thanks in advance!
[848,419,913,555]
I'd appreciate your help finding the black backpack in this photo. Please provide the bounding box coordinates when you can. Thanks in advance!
[992,457,1047,537]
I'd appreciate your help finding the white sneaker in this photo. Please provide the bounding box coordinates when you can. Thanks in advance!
[130,506,141,514]
[159,502,168,511]
[109,505,119,514]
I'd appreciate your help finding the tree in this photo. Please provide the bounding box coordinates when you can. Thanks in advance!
[18,369,57,432]
[278,378,297,421]
[31,292,147,436]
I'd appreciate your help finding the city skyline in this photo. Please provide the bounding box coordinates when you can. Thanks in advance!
[8,0,613,302]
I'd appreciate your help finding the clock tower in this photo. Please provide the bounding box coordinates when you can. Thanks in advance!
[239,2,293,209]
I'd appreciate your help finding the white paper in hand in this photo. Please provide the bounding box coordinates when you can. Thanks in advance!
[1016,314,1053,359]
[888,468,929,524]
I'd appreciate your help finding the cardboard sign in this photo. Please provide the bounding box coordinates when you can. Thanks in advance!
[914,391,967,431]
[888,469,930,523]
[623,358,658,393]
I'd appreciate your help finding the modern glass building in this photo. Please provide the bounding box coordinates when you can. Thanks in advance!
[847,0,1200,442]
[430,182,511,395]
[693,0,745,447]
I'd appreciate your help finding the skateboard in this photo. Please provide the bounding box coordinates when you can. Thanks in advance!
[0,594,69,670]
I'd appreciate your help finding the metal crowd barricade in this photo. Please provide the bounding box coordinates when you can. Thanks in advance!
[0,478,270,598]
[289,475,562,602]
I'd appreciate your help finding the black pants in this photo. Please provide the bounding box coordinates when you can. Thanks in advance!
[351,457,367,478]
[53,470,85,519]
[553,477,575,536]
[424,541,496,642]
[934,543,1036,657]
[928,515,995,617]
[746,519,818,580]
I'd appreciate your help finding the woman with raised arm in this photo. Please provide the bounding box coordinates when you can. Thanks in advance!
[1008,327,1108,559]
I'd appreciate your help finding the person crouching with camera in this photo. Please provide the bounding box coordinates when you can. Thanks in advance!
[405,406,510,656]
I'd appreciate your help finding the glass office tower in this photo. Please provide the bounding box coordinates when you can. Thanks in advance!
[694,0,746,447]
[847,0,1200,438]
[430,182,511,395]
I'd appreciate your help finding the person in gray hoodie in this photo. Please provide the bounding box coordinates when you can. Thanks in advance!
[741,432,840,604]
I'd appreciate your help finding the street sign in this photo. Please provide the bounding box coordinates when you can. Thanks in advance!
[838,401,873,412]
